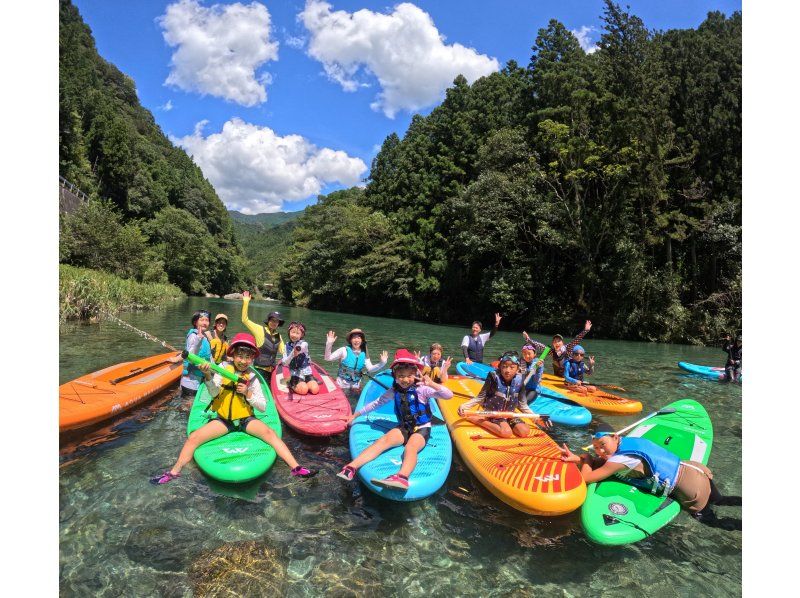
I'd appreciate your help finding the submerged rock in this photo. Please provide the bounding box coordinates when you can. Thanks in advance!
[188,540,286,596]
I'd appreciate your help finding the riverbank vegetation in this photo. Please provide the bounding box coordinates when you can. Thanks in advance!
[279,2,741,344]
[59,265,183,321]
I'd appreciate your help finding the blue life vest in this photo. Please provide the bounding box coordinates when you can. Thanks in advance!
[286,340,311,375]
[614,437,682,496]
[182,328,212,381]
[484,371,524,412]
[393,384,432,431]
[564,359,588,382]
[337,347,366,384]
[522,360,543,392]
[467,335,485,362]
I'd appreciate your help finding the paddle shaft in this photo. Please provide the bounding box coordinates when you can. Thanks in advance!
[466,410,547,420]
[580,407,677,450]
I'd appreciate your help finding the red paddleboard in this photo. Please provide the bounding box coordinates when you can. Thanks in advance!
[270,361,350,436]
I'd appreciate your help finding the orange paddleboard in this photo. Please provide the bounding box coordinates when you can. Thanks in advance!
[538,373,642,414]
[60,351,182,432]
[441,376,586,516]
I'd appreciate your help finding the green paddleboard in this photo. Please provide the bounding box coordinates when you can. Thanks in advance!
[186,369,282,483]
[580,398,713,545]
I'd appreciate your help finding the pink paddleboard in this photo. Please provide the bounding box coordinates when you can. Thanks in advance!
[270,361,351,436]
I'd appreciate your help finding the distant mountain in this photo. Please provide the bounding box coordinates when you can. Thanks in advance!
[228,210,303,228]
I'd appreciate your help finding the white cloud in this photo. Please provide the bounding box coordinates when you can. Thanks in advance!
[158,0,279,107]
[172,118,368,213]
[571,25,599,54]
[299,1,500,118]
[285,33,306,49]
[160,99,174,111]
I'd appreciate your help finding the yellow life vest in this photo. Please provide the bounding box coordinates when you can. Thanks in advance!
[422,363,443,383]
[210,364,254,421]
[210,336,229,364]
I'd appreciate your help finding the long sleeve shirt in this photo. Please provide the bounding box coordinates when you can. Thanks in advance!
[551,328,589,376]
[460,376,534,415]
[564,361,593,384]
[521,360,544,392]
[354,384,454,429]
[205,367,266,412]
[241,297,286,356]
[282,340,313,376]
[180,330,210,391]
[324,341,386,374]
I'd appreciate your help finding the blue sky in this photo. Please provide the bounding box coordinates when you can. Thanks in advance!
[72,0,742,214]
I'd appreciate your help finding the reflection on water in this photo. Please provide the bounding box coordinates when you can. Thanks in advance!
[60,297,741,596]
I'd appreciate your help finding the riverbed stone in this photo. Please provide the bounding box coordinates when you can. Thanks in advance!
[223,292,243,300]
[187,540,286,595]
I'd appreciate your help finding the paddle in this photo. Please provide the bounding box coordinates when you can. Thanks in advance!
[580,406,678,451]
[109,354,181,385]
[591,382,628,392]
[466,410,548,421]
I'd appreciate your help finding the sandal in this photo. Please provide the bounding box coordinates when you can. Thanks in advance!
[372,474,409,490]
[290,466,318,478]
[150,471,180,485]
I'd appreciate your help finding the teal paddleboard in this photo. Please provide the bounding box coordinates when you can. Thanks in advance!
[349,372,452,501]
[187,369,282,483]
[580,398,713,545]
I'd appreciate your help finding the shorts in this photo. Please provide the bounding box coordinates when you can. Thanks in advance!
[671,460,713,514]
[488,416,525,428]
[216,416,257,433]
[398,425,431,445]
[288,374,319,390]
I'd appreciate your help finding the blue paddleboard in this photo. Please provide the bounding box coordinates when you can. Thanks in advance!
[349,372,452,501]
[678,361,741,382]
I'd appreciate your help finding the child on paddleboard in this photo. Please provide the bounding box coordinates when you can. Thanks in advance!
[240,290,286,379]
[520,342,546,400]
[562,345,596,394]
[559,423,741,526]
[152,333,317,484]
[460,313,501,364]
[722,334,742,382]
[337,349,454,491]
[209,313,229,364]
[324,328,388,395]
[546,320,592,377]
[458,351,552,438]
[180,310,213,398]
[416,343,452,384]
[282,321,319,395]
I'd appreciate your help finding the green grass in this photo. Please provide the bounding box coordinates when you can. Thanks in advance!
[59,265,184,321]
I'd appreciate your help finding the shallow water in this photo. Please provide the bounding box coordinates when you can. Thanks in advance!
[60,297,742,596]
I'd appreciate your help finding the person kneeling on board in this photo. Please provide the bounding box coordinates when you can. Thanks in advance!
[151,333,317,484]
[458,351,552,438]
[560,423,741,527]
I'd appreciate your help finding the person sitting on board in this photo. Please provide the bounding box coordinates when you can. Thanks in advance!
[179,310,213,398]
[336,349,454,491]
[559,423,741,526]
[549,320,592,377]
[460,313,501,364]
[324,328,388,395]
[519,341,546,401]
[563,345,597,394]
[415,343,452,384]
[152,333,318,484]
[209,313,229,364]
[282,321,319,395]
[722,334,742,382]
[458,351,552,438]
[240,290,285,379]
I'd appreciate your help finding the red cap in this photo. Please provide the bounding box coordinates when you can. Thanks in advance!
[390,349,423,371]
[226,333,260,359]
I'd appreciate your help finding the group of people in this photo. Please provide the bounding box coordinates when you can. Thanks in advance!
[152,296,739,528]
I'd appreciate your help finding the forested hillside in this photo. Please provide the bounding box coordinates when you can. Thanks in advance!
[230,211,301,291]
[279,2,741,343]
[58,0,247,295]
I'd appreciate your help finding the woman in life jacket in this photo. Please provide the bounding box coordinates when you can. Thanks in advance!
[281,321,319,395]
[240,290,286,378]
[549,320,592,377]
[458,351,553,438]
[722,334,742,382]
[460,313,501,364]
[336,349,454,491]
[152,333,318,484]
[180,310,213,398]
[563,345,596,394]
[415,343,452,384]
[209,313,229,364]
[559,423,741,527]
[324,328,388,395]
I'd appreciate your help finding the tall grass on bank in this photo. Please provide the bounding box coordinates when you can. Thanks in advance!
[60,265,183,321]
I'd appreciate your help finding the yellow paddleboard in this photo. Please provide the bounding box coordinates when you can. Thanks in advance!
[539,373,642,415]
[441,376,586,516]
